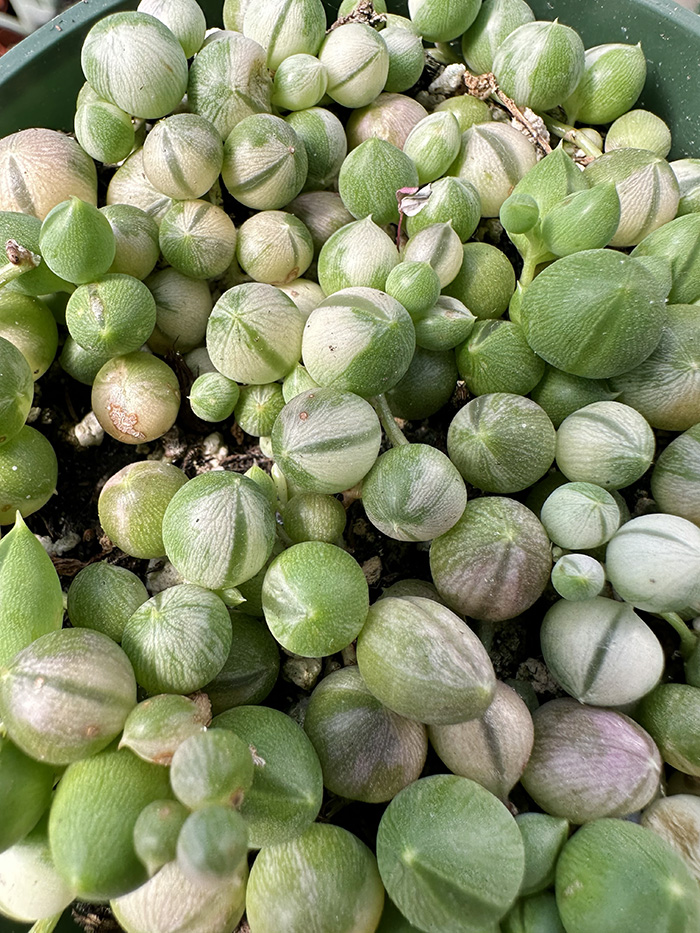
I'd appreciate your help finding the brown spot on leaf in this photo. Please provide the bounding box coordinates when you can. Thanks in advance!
[107,402,145,439]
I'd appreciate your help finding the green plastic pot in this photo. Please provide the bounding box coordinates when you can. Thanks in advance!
[0,1,699,932]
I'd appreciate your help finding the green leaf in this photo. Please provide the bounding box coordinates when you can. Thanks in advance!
[0,512,62,669]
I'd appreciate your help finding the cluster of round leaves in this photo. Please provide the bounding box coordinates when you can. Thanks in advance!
[3,0,700,931]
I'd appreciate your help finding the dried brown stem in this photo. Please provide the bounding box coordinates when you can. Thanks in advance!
[463,71,552,157]
[327,0,386,31]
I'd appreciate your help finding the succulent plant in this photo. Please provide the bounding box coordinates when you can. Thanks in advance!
[273,54,328,112]
[448,122,538,218]
[98,460,188,559]
[159,199,237,280]
[286,106,348,192]
[282,362,320,403]
[189,372,240,423]
[0,627,137,764]
[170,728,254,810]
[74,98,136,165]
[431,495,552,622]
[551,553,606,602]
[563,42,647,125]
[554,401,655,490]
[242,0,326,70]
[540,596,664,706]
[286,190,355,255]
[317,217,399,295]
[121,584,232,695]
[385,261,441,317]
[213,704,323,847]
[133,798,189,878]
[502,892,567,933]
[262,540,369,656]
[222,114,308,210]
[177,804,248,885]
[442,241,515,319]
[540,482,620,549]
[339,138,419,227]
[641,794,700,880]
[636,683,700,776]
[521,249,667,379]
[39,196,116,286]
[111,856,247,933]
[162,470,276,590]
[281,492,346,544]
[447,393,556,493]
[187,31,272,140]
[0,736,54,855]
[0,426,57,524]
[428,681,535,800]
[632,212,700,306]
[143,114,223,201]
[386,346,458,420]
[456,319,545,397]
[584,148,679,247]
[302,286,415,398]
[377,774,524,933]
[67,561,148,643]
[529,365,616,428]
[345,92,429,151]
[403,222,463,287]
[672,157,700,215]
[146,266,213,355]
[101,204,160,281]
[271,387,382,494]
[0,337,32,451]
[555,819,700,933]
[0,815,75,923]
[66,273,156,357]
[515,812,570,897]
[382,24,425,93]
[246,822,385,933]
[318,23,389,109]
[605,513,700,615]
[81,12,189,119]
[0,128,97,220]
[138,0,206,58]
[92,351,181,444]
[434,95,492,133]
[362,443,467,542]
[520,699,662,823]
[120,693,210,766]
[461,0,536,75]
[304,665,428,803]
[609,304,700,432]
[408,0,482,42]
[206,282,305,384]
[605,109,672,157]
[106,147,174,223]
[236,210,313,285]
[651,423,700,526]
[356,595,496,724]
[201,611,280,715]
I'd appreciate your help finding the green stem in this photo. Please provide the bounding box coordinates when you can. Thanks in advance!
[0,239,41,288]
[660,612,698,659]
[370,394,409,448]
[29,914,63,933]
[519,253,539,289]
[544,116,604,159]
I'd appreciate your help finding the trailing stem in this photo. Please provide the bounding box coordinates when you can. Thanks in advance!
[660,612,698,659]
[544,116,604,161]
[370,394,409,448]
